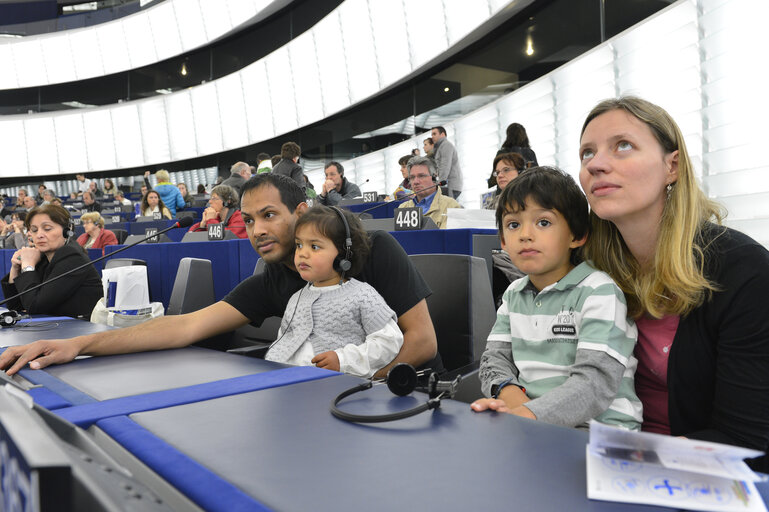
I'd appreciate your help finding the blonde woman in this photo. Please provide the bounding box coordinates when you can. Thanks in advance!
[77,212,118,252]
[579,97,769,468]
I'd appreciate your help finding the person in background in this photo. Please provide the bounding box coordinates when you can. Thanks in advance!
[77,212,118,254]
[75,174,91,197]
[196,184,207,194]
[103,178,116,196]
[318,162,361,206]
[431,126,463,199]
[187,184,246,238]
[423,138,434,158]
[1,204,102,318]
[114,190,132,207]
[22,195,37,210]
[397,156,461,229]
[177,183,193,208]
[411,148,420,157]
[486,152,526,210]
[144,170,184,217]
[256,152,272,174]
[35,184,46,203]
[497,122,538,168]
[579,96,769,470]
[41,189,56,205]
[271,154,281,167]
[272,142,306,192]
[50,198,63,207]
[81,191,101,213]
[88,180,102,198]
[0,215,27,250]
[392,155,414,200]
[221,161,252,196]
[140,184,148,198]
[1,189,29,217]
[141,190,171,219]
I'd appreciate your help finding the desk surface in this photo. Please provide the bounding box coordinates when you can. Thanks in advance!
[3,318,766,512]
[129,375,672,512]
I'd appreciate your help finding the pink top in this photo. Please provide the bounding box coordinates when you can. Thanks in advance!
[634,315,680,435]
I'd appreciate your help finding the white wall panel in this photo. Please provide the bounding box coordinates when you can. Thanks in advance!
[0,0,281,90]
[54,114,88,174]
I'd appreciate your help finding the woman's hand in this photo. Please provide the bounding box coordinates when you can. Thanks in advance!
[200,207,219,227]
[18,246,41,269]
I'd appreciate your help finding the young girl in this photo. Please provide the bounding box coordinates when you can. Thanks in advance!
[265,205,403,378]
[141,190,172,219]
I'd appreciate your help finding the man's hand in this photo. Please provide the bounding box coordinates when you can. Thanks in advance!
[322,179,335,195]
[312,351,340,371]
[0,339,82,376]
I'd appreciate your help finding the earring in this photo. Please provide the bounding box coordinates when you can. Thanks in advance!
[666,183,673,199]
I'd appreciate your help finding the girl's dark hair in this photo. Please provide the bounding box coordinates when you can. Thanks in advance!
[495,166,589,265]
[295,205,370,277]
[502,123,530,148]
[141,190,168,213]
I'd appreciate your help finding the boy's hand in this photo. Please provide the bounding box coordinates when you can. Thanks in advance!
[470,398,513,414]
[470,399,537,420]
[312,351,340,371]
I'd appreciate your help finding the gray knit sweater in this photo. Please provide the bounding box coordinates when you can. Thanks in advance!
[266,279,397,362]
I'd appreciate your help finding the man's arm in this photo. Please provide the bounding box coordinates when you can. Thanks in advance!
[0,301,249,375]
[373,299,436,378]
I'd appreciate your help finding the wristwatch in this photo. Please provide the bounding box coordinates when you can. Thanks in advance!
[21,265,35,273]
[491,378,525,399]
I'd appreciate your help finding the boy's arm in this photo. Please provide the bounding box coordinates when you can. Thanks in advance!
[519,350,626,426]
[519,280,638,427]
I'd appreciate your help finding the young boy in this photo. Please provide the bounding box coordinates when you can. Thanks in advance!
[471,166,641,430]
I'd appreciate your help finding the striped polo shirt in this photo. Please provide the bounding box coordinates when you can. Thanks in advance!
[488,261,642,429]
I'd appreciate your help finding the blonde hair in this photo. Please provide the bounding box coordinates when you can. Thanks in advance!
[80,211,105,228]
[155,169,170,182]
[581,97,725,319]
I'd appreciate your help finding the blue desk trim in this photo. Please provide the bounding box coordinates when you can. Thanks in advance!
[18,367,98,407]
[98,416,270,512]
[55,366,336,428]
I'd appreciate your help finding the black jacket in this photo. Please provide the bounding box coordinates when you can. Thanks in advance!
[1,243,103,318]
[667,224,769,470]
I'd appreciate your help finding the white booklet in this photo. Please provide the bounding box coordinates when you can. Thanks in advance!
[587,420,767,512]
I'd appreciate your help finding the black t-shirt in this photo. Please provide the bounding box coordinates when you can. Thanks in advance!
[224,230,431,326]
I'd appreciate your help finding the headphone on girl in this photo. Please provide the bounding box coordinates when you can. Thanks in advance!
[329,206,352,275]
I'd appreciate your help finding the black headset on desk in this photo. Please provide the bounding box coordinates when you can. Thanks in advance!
[330,363,461,423]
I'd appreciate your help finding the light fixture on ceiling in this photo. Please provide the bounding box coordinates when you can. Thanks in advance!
[180,62,188,76]
[444,87,450,92]
[525,36,534,56]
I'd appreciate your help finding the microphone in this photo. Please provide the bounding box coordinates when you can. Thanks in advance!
[357,180,447,217]
[0,217,194,310]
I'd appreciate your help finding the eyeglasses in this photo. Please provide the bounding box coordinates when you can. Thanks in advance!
[492,166,518,177]
[209,196,223,202]
[408,174,432,182]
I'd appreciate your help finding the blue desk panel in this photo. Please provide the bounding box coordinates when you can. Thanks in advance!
[125,376,680,512]
[390,228,497,255]
[104,239,250,306]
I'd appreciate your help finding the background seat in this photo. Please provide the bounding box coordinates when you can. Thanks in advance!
[123,233,172,244]
[166,258,215,315]
[408,254,496,373]
[111,228,128,244]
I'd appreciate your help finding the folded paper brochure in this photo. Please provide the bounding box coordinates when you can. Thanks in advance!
[586,420,767,512]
